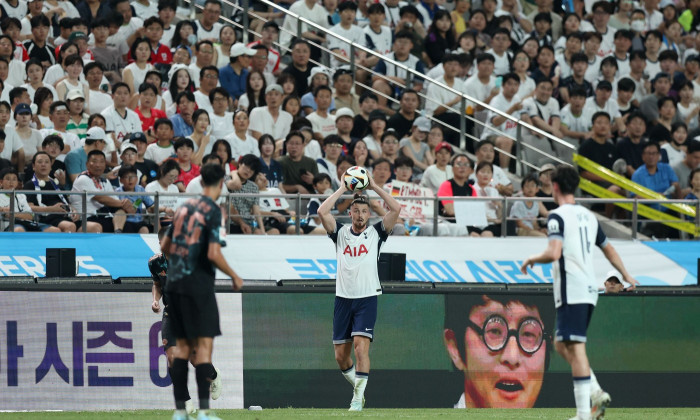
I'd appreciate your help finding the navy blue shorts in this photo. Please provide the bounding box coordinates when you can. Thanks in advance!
[333,296,377,344]
[555,303,594,343]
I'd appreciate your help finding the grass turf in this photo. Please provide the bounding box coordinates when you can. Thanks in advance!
[0,408,698,419]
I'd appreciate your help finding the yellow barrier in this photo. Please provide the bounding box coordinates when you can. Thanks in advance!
[578,179,699,235]
[573,153,696,217]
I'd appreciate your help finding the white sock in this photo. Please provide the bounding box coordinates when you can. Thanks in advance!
[589,369,602,394]
[354,372,368,401]
[341,364,356,387]
[573,376,591,419]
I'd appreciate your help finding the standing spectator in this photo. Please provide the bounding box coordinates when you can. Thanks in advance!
[387,89,419,139]
[248,84,293,143]
[282,40,316,96]
[371,32,425,115]
[520,78,563,167]
[219,42,254,101]
[195,0,223,42]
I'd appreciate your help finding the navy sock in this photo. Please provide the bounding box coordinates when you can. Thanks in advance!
[170,358,189,410]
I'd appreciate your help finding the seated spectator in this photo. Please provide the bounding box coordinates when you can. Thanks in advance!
[101,82,141,145]
[400,116,433,177]
[333,68,359,115]
[379,130,400,166]
[69,150,131,233]
[317,135,343,186]
[135,83,167,133]
[237,69,265,114]
[304,173,340,234]
[301,67,335,115]
[334,107,356,153]
[536,163,557,211]
[677,81,699,133]
[143,16,171,67]
[257,134,284,190]
[639,72,672,126]
[277,130,319,194]
[436,153,474,235]
[144,119,175,164]
[248,84,293,143]
[481,72,522,172]
[122,38,155,96]
[144,159,179,228]
[648,96,677,146]
[509,172,548,237]
[685,168,700,200]
[65,126,107,183]
[115,165,154,233]
[468,139,514,196]
[22,151,79,232]
[306,85,337,142]
[616,112,649,177]
[163,65,194,117]
[673,140,700,198]
[230,154,266,235]
[22,58,58,103]
[24,15,55,69]
[387,89,419,139]
[363,110,387,160]
[208,87,234,140]
[222,110,258,162]
[128,132,159,186]
[350,140,371,172]
[0,167,59,232]
[520,78,563,167]
[350,92,378,139]
[632,142,681,238]
[13,103,42,162]
[186,153,231,201]
[254,171,294,234]
[559,52,593,104]
[616,77,638,122]
[421,141,453,193]
[65,90,89,142]
[23,134,66,186]
[172,138,200,192]
[169,91,196,138]
[470,161,503,237]
[662,122,688,166]
[186,109,212,164]
[280,40,316,96]
[194,65,219,113]
[371,31,425,115]
[583,80,625,135]
[393,156,414,183]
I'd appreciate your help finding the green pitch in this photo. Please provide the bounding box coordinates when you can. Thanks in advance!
[0,408,698,419]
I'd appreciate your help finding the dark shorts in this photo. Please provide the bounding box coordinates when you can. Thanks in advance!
[161,307,176,350]
[555,303,595,343]
[123,221,151,233]
[165,292,221,340]
[333,295,377,344]
[87,215,115,233]
[467,224,502,236]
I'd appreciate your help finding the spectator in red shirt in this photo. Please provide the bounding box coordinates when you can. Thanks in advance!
[135,83,167,133]
[172,137,200,191]
[437,154,476,219]
[144,16,172,67]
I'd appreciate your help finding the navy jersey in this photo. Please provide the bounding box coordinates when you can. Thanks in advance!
[165,196,224,295]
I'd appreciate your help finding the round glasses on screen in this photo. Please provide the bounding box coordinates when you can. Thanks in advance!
[468,314,545,354]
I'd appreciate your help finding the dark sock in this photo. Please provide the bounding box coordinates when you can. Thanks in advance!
[195,363,215,410]
[170,358,189,410]
[169,367,191,401]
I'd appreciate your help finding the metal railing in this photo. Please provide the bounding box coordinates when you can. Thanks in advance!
[2,189,698,239]
[182,0,574,175]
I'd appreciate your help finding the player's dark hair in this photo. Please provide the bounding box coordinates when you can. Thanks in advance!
[200,163,225,187]
[351,193,370,208]
[551,165,579,195]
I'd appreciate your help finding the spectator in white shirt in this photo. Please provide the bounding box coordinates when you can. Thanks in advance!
[481,73,524,172]
[248,84,293,143]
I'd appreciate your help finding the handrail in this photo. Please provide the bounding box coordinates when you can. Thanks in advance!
[2,189,697,238]
[183,0,575,165]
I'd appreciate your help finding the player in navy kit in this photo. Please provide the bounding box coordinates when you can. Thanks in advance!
[161,164,244,420]
[521,166,638,420]
[317,173,401,412]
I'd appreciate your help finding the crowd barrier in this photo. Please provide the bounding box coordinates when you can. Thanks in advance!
[0,286,697,409]
[0,233,696,286]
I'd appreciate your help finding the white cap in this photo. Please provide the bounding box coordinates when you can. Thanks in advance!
[229,43,256,57]
[66,88,85,101]
[605,270,628,287]
[120,142,138,155]
[307,66,331,86]
[335,107,354,120]
[85,126,106,142]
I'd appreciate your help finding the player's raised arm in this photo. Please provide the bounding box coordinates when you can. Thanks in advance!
[318,183,347,233]
[600,242,639,291]
[367,174,402,231]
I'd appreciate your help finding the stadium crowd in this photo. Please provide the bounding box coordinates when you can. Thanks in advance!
[0,0,698,238]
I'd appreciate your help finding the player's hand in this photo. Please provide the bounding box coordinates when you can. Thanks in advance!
[151,300,161,313]
[520,258,534,275]
[232,275,243,291]
[623,276,639,291]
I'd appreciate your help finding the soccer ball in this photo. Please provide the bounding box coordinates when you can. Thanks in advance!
[343,166,370,192]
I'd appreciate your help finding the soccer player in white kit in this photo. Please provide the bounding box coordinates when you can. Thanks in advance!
[521,166,638,420]
[317,173,401,412]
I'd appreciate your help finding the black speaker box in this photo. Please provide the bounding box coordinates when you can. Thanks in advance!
[45,248,76,277]
[378,253,406,281]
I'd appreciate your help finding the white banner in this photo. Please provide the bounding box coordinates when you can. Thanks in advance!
[0,292,243,410]
[383,181,434,220]
[142,236,694,287]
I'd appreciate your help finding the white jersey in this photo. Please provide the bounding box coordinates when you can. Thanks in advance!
[547,204,608,308]
[330,221,388,299]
